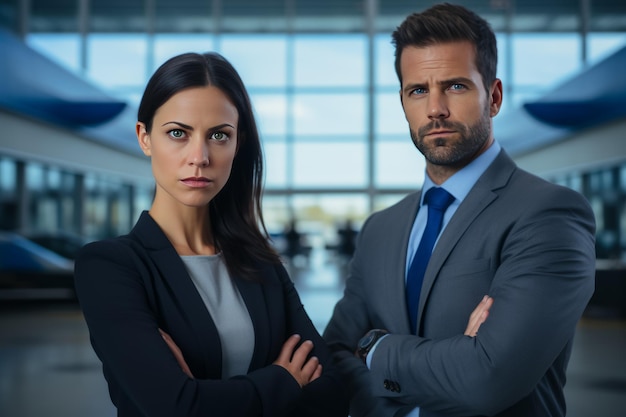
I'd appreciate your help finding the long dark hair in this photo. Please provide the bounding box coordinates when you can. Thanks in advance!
[391,3,498,93]
[137,52,281,278]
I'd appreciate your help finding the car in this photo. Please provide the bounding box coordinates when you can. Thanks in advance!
[0,232,76,300]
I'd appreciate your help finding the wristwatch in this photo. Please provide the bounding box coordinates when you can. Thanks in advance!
[357,329,389,363]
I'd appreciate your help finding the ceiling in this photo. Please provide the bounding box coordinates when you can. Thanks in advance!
[2,0,626,34]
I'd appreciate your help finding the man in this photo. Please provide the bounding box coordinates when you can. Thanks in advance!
[323,3,596,417]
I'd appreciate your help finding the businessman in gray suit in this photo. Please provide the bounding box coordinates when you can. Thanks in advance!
[323,4,596,417]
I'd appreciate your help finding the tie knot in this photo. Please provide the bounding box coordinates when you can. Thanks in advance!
[424,187,455,211]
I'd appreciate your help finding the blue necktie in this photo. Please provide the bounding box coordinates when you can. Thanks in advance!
[406,187,455,334]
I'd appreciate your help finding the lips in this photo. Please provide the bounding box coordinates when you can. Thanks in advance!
[181,177,211,187]
[427,130,455,136]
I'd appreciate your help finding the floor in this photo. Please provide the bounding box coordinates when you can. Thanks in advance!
[0,251,624,417]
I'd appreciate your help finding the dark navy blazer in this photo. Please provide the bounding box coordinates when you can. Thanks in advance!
[75,211,348,417]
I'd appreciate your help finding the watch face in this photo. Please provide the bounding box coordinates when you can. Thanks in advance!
[359,333,375,349]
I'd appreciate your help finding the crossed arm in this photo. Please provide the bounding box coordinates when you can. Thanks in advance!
[160,329,323,387]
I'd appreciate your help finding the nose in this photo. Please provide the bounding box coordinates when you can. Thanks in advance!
[189,139,209,167]
[427,91,450,120]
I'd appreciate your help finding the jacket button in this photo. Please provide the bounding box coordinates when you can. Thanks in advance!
[383,379,391,390]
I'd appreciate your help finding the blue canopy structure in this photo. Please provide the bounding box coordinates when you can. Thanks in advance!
[0,29,127,127]
[497,45,626,156]
[523,45,626,129]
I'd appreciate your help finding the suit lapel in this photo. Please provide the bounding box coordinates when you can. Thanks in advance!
[382,192,422,334]
[416,150,516,329]
[131,212,223,378]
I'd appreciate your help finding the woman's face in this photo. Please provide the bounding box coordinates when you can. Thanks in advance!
[136,86,239,209]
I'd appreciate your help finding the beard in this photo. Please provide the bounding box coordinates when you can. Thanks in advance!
[410,104,491,167]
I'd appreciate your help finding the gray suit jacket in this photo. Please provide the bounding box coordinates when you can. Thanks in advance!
[323,149,595,417]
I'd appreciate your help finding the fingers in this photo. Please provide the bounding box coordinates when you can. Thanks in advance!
[274,334,321,387]
[290,339,314,368]
[276,334,302,365]
[464,295,493,337]
[310,364,323,382]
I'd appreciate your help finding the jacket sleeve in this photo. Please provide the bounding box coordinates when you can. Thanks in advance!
[74,240,306,417]
[323,213,410,417]
[368,185,596,415]
[273,263,349,417]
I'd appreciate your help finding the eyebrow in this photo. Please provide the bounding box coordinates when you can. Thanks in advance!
[161,121,235,131]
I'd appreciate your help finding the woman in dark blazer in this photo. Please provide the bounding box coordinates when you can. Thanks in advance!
[74,52,348,417]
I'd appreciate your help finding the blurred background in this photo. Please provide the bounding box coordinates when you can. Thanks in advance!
[0,0,625,416]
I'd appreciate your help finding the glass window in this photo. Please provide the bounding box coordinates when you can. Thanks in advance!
[249,93,287,136]
[90,0,145,32]
[27,34,82,74]
[261,195,290,235]
[132,184,154,223]
[26,163,45,192]
[373,193,409,212]
[263,138,288,189]
[110,184,133,236]
[375,34,398,87]
[154,0,212,33]
[495,33,509,86]
[375,92,406,135]
[153,34,215,71]
[294,34,367,87]
[220,35,287,88]
[87,34,148,94]
[512,33,582,97]
[0,158,16,196]
[375,138,424,188]
[293,93,366,135]
[587,33,626,65]
[291,193,369,245]
[293,141,367,188]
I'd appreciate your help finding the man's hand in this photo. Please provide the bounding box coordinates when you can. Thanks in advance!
[464,295,493,337]
[274,334,322,387]
[159,328,194,378]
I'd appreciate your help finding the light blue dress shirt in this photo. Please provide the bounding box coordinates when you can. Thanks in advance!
[367,141,501,417]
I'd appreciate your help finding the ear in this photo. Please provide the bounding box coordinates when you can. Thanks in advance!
[489,78,503,117]
[136,122,152,156]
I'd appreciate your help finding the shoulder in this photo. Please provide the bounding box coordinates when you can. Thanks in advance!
[361,192,420,231]
[77,234,139,261]
[74,234,149,278]
[511,168,591,209]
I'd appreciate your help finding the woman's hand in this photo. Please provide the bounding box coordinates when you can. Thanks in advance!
[274,334,322,387]
[464,295,493,337]
[159,328,194,378]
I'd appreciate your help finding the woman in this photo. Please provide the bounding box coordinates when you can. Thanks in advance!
[74,52,348,417]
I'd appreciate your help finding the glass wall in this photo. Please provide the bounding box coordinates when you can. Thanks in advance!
[5,0,626,258]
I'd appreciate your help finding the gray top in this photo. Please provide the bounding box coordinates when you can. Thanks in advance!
[181,254,254,379]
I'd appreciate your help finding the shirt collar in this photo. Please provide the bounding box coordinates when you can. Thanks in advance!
[420,140,501,205]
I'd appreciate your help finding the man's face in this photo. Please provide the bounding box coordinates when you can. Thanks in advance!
[399,41,502,176]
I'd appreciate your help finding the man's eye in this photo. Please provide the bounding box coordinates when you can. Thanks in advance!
[411,88,427,95]
[450,84,465,90]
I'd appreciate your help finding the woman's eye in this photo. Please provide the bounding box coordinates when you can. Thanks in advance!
[211,131,228,141]
[169,129,185,139]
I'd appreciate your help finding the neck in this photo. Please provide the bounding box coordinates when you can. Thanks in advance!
[149,198,216,256]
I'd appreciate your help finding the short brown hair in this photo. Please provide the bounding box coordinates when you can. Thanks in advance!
[391,3,498,91]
